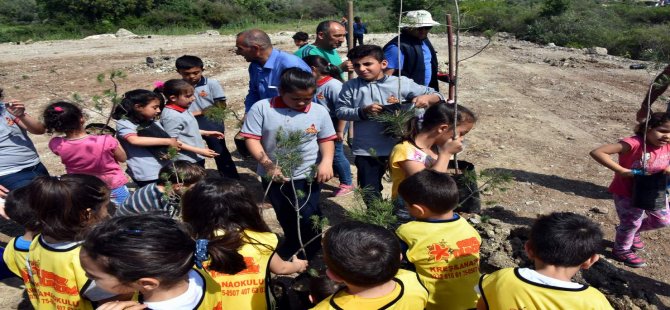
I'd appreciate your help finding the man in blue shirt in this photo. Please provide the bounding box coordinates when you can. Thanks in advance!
[236,29,311,113]
[383,10,441,92]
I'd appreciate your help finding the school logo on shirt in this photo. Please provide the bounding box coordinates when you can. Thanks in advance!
[238,257,261,275]
[387,95,400,104]
[316,92,325,100]
[5,116,15,126]
[305,124,318,135]
[199,90,208,97]
[427,237,480,262]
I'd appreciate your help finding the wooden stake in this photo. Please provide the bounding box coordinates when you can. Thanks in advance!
[347,1,354,80]
[446,14,455,102]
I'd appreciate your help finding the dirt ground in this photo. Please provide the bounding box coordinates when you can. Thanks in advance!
[0,30,668,309]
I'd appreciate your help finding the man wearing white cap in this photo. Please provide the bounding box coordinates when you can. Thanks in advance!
[383,10,441,91]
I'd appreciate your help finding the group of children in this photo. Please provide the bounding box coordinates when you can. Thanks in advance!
[0,39,668,309]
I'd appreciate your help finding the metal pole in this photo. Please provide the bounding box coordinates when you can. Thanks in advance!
[347,1,354,80]
[446,14,455,102]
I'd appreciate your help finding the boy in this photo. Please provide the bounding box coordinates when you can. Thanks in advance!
[335,45,443,205]
[293,31,309,49]
[2,186,39,279]
[116,160,205,219]
[313,221,428,310]
[396,170,481,310]
[175,55,240,179]
[477,212,613,310]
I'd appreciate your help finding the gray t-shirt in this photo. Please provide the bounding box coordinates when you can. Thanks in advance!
[314,76,343,120]
[116,182,179,219]
[116,119,169,181]
[160,106,205,163]
[335,75,443,157]
[188,77,227,113]
[240,97,337,180]
[0,107,40,176]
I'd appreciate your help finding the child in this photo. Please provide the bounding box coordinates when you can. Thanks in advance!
[116,160,205,218]
[176,55,240,179]
[309,275,343,306]
[313,221,428,309]
[181,178,309,310]
[113,89,180,187]
[304,55,354,196]
[396,170,481,309]
[241,68,336,260]
[157,79,221,166]
[24,174,114,310]
[590,112,670,267]
[390,103,476,199]
[293,31,309,49]
[352,16,367,47]
[81,214,246,310]
[335,45,444,205]
[44,101,130,205]
[477,212,613,309]
[2,186,39,279]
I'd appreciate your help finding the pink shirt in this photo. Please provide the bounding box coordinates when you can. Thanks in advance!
[49,135,128,189]
[609,135,670,197]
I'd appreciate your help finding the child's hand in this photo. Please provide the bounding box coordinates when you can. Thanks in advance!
[438,135,464,154]
[316,162,334,183]
[291,255,309,273]
[664,166,670,175]
[412,95,433,108]
[0,185,8,199]
[203,130,225,139]
[97,301,147,310]
[166,138,181,149]
[618,169,634,177]
[336,131,345,142]
[363,103,383,115]
[5,100,26,117]
[263,162,288,182]
[198,148,220,158]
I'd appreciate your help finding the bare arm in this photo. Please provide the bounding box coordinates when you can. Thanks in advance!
[589,142,633,176]
[269,254,308,275]
[316,140,334,183]
[638,65,670,121]
[179,143,218,158]
[125,135,180,148]
[6,102,46,134]
[113,143,127,163]
[245,138,284,180]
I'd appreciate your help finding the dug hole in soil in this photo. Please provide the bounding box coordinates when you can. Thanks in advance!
[0,30,669,309]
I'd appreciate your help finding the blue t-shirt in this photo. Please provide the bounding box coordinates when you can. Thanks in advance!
[384,42,433,86]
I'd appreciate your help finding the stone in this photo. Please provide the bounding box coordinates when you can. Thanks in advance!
[198,30,220,36]
[83,34,116,40]
[547,42,556,47]
[115,28,137,38]
[586,47,608,55]
[590,207,609,214]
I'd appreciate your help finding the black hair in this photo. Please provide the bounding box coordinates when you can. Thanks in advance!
[82,214,246,287]
[323,221,400,287]
[354,16,361,22]
[175,55,204,70]
[279,68,316,94]
[156,160,206,186]
[309,275,343,305]
[397,170,459,213]
[403,102,477,141]
[181,178,272,256]
[5,186,40,232]
[316,20,339,35]
[0,88,3,100]
[347,45,385,62]
[528,212,603,267]
[635,112,670,137]
[292,32,309,41]
[154,79,193,102]
[43,101,84,134]
[28,174,110,242]
[112,89,162,123]
[303,55,343,82]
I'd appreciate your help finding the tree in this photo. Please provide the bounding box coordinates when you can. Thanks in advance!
[36,0,156,23]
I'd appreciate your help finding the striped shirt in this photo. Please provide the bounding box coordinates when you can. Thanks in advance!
[115,183,179,218]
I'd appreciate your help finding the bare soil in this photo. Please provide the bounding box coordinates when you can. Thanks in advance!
[0,31,668,309]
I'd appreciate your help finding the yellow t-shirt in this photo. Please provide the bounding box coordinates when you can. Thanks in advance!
[2,237,29,278]
[389,141,435,198]
[311,269,428,310]
[206,230,278,310]
[25,235,93,310]
[132,268,223,310]
[396,216,481,310]
[479,268,613,310]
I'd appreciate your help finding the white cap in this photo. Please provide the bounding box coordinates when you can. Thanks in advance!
[400,10,441,28]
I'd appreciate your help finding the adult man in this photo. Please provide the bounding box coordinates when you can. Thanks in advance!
[636,64,670,121]
[383,10,441,91]
[295,20,353,76]
[236,29,311,113]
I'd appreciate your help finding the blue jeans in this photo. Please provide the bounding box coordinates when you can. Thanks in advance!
[333,140,352,186]
[0,162,49,190]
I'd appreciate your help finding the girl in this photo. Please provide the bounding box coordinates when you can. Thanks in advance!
[156,79,221,166]
[303,55,353,197]
[590,112,670,268]
[25,174,113,310]
[389,103,477,200]
[113,89,179,188]
[44,101,130,205]
[181,178,309,310]
[240,68,336,260]
[80,214,246,310]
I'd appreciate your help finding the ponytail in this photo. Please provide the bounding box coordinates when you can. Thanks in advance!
[205,234,246,274]
[303,55,343,82]
[113,89,162,122]
[402,102,477,141]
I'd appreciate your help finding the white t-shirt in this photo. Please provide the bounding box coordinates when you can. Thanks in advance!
[475,267,584,294]
[143,269,204,310]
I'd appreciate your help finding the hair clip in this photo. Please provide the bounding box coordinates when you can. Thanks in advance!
[194,239,209,269]
[123,229,143,235]
[54,106,64,112]
[153,81,165,89]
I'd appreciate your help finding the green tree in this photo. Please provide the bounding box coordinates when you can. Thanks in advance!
[36,0,157,23]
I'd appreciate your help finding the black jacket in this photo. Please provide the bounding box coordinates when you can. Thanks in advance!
[383,33,439,92]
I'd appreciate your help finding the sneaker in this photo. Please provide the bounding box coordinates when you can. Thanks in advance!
[334,184,354,197]
[632,233,645,251]
[613,249,647,268]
